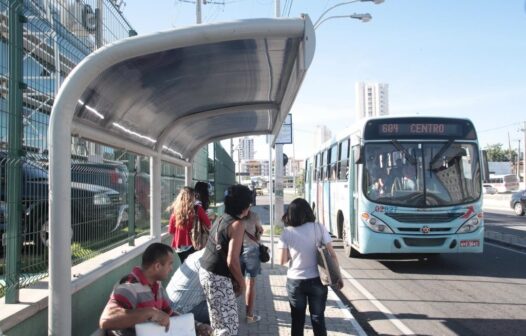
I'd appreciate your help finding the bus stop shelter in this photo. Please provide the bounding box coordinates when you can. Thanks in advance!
[48,16,315,335]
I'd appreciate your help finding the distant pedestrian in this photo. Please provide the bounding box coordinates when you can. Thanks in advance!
[168,187,211,264]
[278,198,343,336]
[199,184,253,336]
[241,210,264,323]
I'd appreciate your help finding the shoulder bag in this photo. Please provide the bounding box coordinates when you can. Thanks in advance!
[191,205,209,250]
[313,222,342,286]
[245,230,270,263]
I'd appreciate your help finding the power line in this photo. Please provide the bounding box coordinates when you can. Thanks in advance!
[479,122,523,133]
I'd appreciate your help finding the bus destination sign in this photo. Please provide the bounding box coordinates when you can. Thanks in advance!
[378,123,462,137]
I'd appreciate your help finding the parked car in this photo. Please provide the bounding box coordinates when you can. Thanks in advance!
[0,154,126,249]
[483,184,498,195]
[71,161,129,198]
[510,190,526,216]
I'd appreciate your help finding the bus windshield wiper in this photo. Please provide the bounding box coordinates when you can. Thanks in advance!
[391,140,416,165]
[429,139,455,168]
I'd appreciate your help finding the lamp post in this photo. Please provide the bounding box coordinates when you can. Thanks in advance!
[314,0,383,28]
[314,13,372,29]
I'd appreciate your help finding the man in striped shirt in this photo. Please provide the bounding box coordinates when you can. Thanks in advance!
[100,243,175,336]
[166,249,209,323]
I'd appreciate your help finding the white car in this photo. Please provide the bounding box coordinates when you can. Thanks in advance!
[483,184,498,195]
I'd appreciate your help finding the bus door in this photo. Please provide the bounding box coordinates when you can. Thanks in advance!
[350,145,360,245]
[305,159,312,205]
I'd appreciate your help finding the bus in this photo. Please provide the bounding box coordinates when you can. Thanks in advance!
[304,116,484,257]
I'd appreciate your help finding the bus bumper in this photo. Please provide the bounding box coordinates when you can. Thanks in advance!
[358,226,484,254]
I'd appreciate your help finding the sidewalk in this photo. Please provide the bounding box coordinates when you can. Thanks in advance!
[236,237,365,336]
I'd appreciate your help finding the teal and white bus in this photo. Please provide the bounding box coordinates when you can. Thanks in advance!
[304,116,484,257]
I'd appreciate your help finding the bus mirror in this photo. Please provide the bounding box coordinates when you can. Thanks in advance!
[353,146,363,164]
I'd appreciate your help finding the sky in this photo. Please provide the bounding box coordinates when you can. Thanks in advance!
[122,0,526,160]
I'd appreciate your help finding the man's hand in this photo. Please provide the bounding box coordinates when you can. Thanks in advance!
[150,308,171,331]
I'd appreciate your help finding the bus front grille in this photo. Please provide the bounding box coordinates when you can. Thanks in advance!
[398,227,451,233]
[386,212,464,223]
[403,238,446,247]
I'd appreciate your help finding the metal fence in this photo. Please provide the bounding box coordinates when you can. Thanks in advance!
[0,0,234,302]
[211,142,236,205]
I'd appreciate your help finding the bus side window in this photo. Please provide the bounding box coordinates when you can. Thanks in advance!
[321,150,329,180]
[338,138,349,181]
[314,153,321,181]
[330,144,338,181]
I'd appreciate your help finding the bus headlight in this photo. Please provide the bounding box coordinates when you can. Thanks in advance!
[361,213,394,234]
[456,214,482,234]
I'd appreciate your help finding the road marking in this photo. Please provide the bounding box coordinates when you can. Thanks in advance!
[486,241,526,255]
[340,267,416,335]
[328,287,368,336]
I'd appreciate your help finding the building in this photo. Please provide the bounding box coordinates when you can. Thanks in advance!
[285,158,303,177]
[315,125,332,148]
[238,137,255,160]
[240,159,269,177]
[355,82,389,120]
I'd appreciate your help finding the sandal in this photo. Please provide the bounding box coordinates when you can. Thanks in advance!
[246,314,261,324]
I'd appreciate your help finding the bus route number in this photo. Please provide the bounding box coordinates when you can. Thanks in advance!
[381,124,399,134]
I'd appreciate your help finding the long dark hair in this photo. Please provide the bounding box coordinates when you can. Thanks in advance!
[282,198,316,227]
[194,181,210,210]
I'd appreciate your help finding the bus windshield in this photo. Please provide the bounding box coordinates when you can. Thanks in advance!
[364,142,481,207]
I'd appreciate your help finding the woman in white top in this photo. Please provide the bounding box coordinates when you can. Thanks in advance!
[278,198,343,336]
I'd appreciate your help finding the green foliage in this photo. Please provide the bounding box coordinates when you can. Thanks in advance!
[485,143,517,162]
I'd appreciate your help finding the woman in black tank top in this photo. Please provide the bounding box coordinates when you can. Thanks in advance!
[199,184,253,335]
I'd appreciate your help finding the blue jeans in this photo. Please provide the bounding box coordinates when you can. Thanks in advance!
[286,277,328,336]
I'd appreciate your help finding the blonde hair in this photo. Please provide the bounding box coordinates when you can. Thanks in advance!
[168,187,195,228]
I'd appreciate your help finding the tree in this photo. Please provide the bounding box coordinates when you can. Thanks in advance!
[485,143,517,162]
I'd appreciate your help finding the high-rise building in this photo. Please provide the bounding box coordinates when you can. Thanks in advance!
[355,82,389,120]
[315,125,332,148]
[238,137,254,160]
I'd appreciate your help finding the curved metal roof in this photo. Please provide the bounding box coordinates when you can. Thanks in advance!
[55,16,315,162]
[47,17,315,335]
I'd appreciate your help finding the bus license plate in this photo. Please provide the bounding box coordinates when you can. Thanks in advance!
[460,240,480,247]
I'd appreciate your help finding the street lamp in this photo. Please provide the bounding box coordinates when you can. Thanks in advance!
[314,0,383,28]
[314,13,372,30]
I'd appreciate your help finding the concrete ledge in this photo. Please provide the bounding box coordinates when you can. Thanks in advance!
[0,234,168,332]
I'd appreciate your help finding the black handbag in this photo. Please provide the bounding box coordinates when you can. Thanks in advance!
[245,230,270,263]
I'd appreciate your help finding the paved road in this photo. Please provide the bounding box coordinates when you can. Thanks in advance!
[334,226,526,335]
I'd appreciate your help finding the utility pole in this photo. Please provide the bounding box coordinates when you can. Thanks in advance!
[196,0,202,24]
[518,139,521,179]
[523,121,526,189]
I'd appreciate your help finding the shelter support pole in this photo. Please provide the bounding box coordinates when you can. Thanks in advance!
[150,156,162,239]
[127,154,136,246]
[274,144,284,227]
[185,166,193,187]
[48,87,73,335]
[268,136,274,268]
